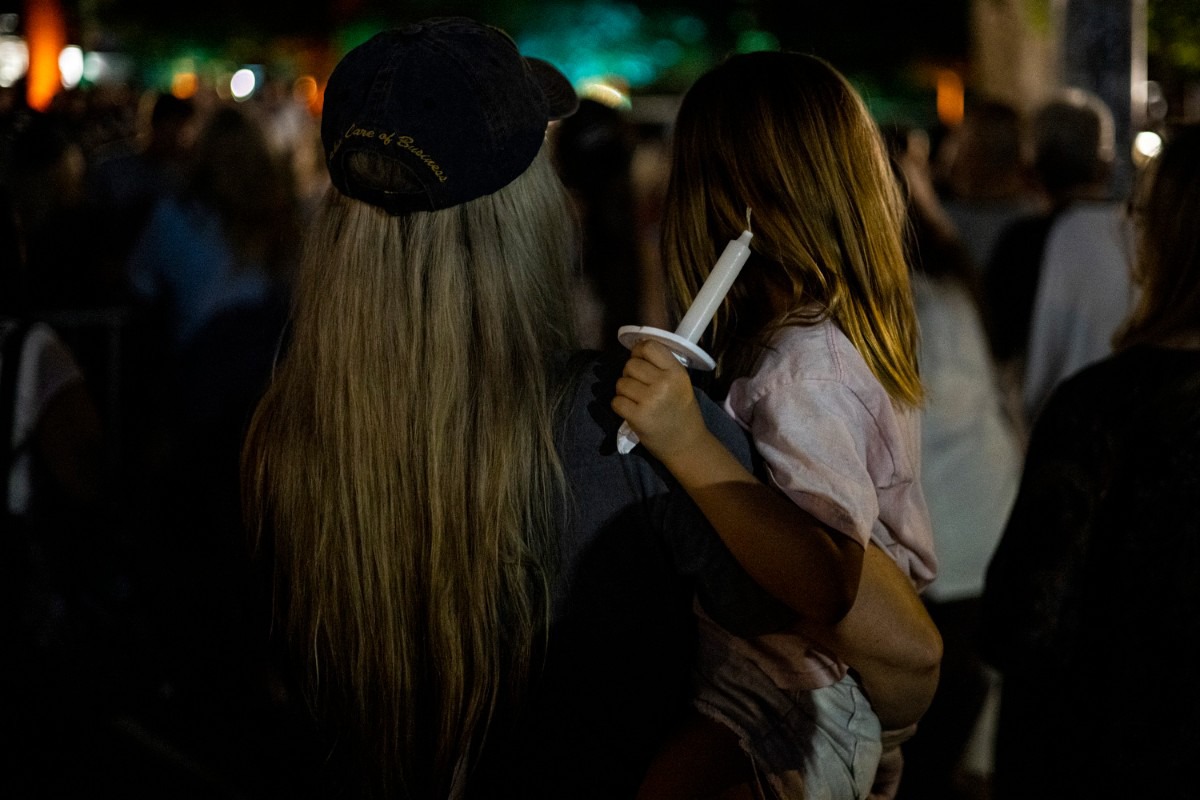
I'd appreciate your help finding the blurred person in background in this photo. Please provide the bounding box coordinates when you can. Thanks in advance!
[124,102,297,356]
[935,98,1040,277]
[886,122,1022,800]
[3,110,105,312]
[87,91,198,283]
[981,123,1200,800]
[119,102,302,788]
[552,97,645,350]
[983,88,1134,426]
[2,183,137,797]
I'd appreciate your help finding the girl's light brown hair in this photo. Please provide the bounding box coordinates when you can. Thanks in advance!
[241,146,576,797]
[661,51,922,405]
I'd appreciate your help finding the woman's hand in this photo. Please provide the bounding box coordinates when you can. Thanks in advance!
[612,340,709,464]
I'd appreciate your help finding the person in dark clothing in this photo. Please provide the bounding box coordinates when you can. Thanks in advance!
[981,123,1200,799]
[87,92,197,279]
[934,98,1039,276]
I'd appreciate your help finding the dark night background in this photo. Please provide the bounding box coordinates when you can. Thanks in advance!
[75,0,973,86]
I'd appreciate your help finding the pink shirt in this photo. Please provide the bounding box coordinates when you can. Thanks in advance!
[719,319,938,689]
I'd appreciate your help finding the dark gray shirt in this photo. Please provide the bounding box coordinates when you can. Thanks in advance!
[477,352,791,797]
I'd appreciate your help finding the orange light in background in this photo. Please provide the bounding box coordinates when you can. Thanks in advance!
[294,75,320,115]
[936,69,964,127]
[25,0,67,110]
[172,71,197,99]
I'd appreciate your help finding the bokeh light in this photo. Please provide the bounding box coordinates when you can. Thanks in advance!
[172,70,197,99]
[58,44,83,89]
[1133,129,1164,166]
[294,74,321,114]
[516,2,713,92]
[936,68,964,126]
[0,35,28,88]
[231,67,258,100]
[26,0,67,110]
[579,77,631,109]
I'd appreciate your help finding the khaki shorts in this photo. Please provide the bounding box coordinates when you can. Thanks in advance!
[693,622,883,800]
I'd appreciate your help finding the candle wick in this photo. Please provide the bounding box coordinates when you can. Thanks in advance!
[745,207,753,234]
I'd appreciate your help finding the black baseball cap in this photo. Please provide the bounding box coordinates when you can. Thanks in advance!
[321,17,579,214]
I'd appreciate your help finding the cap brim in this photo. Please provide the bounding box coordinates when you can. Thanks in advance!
[527,57,579,120]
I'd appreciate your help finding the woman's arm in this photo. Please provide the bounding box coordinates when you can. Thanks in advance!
[802,542,942,730]
[613,339,862,628]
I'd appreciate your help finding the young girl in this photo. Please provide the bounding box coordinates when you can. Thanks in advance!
[614,51,939,798]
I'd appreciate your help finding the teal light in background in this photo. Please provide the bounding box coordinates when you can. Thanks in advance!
[735,29,780,54]
[671,16,707,45]
[652,38,683,67]
[336,19,392,58]
[851,71,941,133]
[514,1,713,91]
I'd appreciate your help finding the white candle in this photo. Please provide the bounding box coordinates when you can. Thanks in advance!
[674,228,754,344]
[614,211,753,454]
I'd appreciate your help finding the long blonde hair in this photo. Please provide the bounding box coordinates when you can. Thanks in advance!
[662,51,922,405]
[242,146,577,797]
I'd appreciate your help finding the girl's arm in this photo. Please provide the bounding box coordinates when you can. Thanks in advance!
[613,340,941,730]
[613,339,863,627]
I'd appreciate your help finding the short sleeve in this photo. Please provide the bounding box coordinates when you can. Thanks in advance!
[736,377,884,548]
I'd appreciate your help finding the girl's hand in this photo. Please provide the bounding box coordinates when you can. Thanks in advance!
[614,342,866,629]
[611,340,709,464]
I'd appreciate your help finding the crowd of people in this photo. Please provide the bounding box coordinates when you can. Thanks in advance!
[2,70,325,796]
[3,13,1198,799]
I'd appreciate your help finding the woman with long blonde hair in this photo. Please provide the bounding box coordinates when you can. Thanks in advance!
[616,52,938,798]
[240,19,585,797]
[244,156,577,795]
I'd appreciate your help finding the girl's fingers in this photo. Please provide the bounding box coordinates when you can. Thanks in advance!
[622,341,687,388]
[621,356,663,385]
[610,393,636,421]
[614,375,650,404]
[614,342,694,434]
[630,340,682,370]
